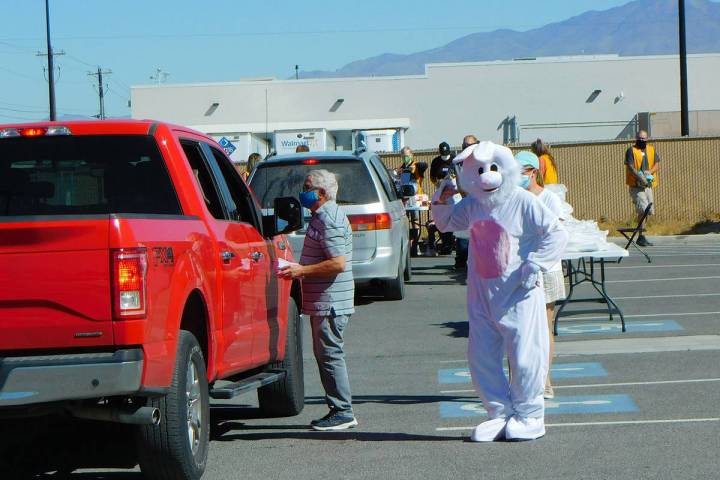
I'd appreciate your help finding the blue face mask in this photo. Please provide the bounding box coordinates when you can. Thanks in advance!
[519,175,530,190]
[299,190,319,209]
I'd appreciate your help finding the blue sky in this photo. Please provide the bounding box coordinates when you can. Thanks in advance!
[0,0,638,122]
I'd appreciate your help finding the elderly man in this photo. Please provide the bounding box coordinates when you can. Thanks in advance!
[278,169,356,431]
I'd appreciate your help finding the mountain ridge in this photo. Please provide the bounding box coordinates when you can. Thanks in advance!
[300,0,720,78]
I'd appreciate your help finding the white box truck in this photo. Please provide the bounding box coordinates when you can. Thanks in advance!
[273,129,335,155]
[354,129,403,153]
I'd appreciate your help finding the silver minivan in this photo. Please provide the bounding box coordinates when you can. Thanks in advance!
[249,151,411,300]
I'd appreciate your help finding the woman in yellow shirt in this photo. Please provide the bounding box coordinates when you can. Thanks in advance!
[531,139,559,184]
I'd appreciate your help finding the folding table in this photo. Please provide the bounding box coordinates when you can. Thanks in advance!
[553,243,629,336]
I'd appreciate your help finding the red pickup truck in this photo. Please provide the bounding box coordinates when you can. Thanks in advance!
[0,120,304,479]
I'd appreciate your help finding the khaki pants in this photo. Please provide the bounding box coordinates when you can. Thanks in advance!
[629,187,655,216]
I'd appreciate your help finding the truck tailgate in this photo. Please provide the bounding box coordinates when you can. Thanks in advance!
[0,219,113,350]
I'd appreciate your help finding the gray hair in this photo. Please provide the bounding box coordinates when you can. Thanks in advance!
[306,169,338,201]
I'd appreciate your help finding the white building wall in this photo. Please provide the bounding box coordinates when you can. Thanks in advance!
[131,54,720,150]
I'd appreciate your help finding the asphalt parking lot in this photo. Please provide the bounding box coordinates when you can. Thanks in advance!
[34,235,720,479]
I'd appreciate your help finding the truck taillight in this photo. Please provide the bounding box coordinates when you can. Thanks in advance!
[348,213,392,231]
[112,248,148,319]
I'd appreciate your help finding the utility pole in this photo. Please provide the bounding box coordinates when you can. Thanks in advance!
[678,0,690,136]
[39,0,63,121]
[88,67,112,120]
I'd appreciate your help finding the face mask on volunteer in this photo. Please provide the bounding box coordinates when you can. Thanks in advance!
[299,190,319,209]
[519,175,530,190]
[636,139,647,149]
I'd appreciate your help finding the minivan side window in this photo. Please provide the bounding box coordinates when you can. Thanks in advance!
[181,141,225,220]
[204,144,259,227]
[369,156,398,201]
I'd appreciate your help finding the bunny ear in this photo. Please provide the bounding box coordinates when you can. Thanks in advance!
[453,144,477,164]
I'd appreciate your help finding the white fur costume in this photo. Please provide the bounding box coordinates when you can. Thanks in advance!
[432,142,568,441]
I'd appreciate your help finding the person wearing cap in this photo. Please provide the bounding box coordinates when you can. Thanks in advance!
[429,142,456,255]
[516,151,566,399]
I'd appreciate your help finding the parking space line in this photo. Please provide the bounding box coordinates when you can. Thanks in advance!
[558,320,682,335]
[561,311,719,320]
[606,276,720,283]
[440,394,638,417]
[439,363,607,384]
[436,418,720,431]
[439,377,720,394]
[632,253,720,258]
[609,264,720,269]
[613,293,720,300]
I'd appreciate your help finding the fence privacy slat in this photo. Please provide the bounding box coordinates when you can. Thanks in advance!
[380,137,720,224]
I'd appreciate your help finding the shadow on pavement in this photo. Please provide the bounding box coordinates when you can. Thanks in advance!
[214,430,460,442]
[34,474,143,479]
[303,394,472,406]
[437,320,469,338]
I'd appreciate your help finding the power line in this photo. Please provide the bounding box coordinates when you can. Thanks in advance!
[0,112,42,121]
[0,65,45,82]
[0,22,666,42]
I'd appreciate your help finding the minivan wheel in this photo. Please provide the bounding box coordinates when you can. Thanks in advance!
[385,255,406,300]
[403,245,412,282]
[136,331,209,480]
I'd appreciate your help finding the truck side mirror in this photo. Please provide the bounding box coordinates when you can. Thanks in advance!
[263,196,303,237]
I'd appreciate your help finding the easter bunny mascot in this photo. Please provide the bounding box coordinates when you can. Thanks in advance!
[431,141,568,441]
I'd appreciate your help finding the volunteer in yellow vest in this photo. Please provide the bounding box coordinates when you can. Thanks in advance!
[625,130,660,247]
[531,138,559,185]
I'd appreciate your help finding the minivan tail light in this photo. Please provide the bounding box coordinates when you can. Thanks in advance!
[348,213,392,231]
[112,248,148,319]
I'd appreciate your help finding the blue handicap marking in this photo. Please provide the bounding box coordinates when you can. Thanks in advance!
[558,320,683,335]
[438,368,472,384]
[549,363,607,378]
[438,362,607,384]
[440,394,638,418]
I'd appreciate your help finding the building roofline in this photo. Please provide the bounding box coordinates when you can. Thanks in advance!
[131,53,720,91]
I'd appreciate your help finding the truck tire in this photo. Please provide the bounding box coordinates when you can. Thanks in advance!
[258,297,305,417]
[403,245,413,282]
[385,255,406,300]
[136,331,209,480]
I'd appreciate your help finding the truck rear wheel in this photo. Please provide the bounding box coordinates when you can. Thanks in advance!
[258,298,305,416]
[136,331,209,480]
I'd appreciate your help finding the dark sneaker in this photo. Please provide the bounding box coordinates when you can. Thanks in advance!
[637,236,652,247]
[310,409,338,427]
[311,411,358,431]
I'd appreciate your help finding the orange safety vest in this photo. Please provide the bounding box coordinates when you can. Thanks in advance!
[625,145,658,187]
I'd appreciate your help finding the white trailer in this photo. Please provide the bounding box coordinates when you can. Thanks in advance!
[353,129,404,153]
[273,129,336,155]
